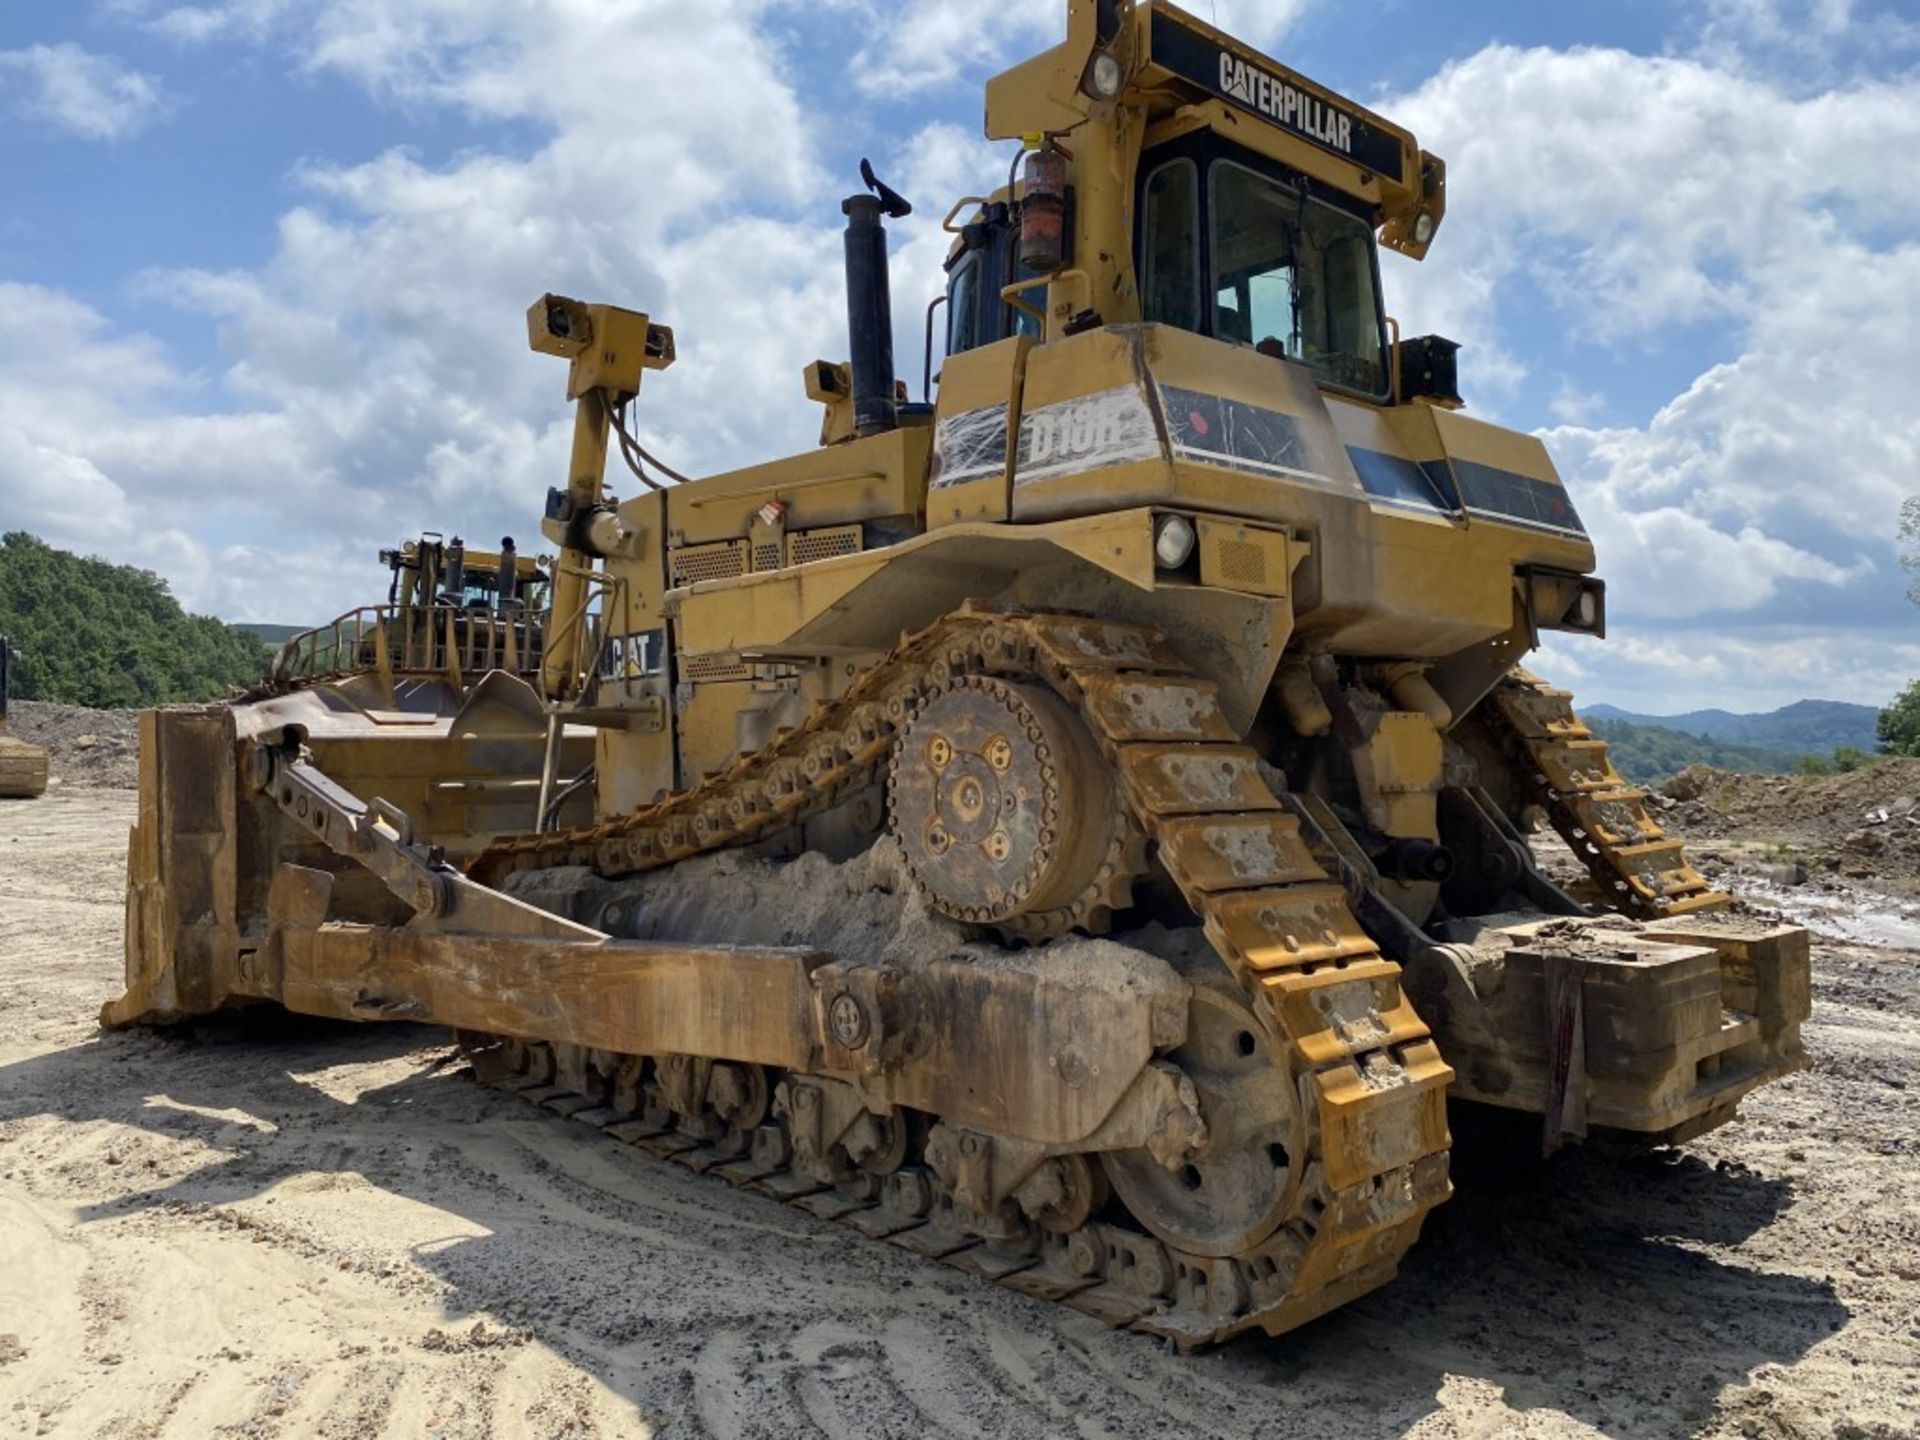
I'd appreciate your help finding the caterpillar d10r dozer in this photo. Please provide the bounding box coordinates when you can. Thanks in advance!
[109,0,1812,1349]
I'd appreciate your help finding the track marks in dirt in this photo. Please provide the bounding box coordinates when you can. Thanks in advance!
[7,791,1920,1439]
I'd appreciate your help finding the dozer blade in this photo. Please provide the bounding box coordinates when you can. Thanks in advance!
[111,676,592,1028]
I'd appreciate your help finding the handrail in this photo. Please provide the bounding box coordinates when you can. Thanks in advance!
[267,602,547,691]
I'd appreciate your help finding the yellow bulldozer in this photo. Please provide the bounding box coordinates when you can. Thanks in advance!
[108,0,1811,1349]
[262,531,552,692]
[0,635,50,799]
[376,531,550,617]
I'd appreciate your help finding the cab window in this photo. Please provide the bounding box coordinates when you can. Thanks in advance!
[941,206,1038,366]
[1210,160,1386,395]
[1137,140,1391,398]
[947,252,982,357]
[1141,159,1200,331]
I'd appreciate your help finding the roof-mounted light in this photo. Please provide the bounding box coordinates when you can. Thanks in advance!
[1084,50,1123,101]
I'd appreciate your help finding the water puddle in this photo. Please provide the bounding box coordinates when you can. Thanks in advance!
[1740,881,1920,950]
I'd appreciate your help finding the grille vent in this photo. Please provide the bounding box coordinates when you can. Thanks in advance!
[682,654,754,683]
[787,525,863,568]
[669,540,750,589]
[1217,540,1267,589]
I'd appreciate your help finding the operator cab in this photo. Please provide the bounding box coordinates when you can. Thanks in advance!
[941,201,1041,362]
[940,132,1390,402]
[1138,135,1389,399]
[381,535,552,614]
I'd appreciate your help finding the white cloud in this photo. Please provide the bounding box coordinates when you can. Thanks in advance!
[0,43,165,140]
[1385,43,1920,705]
[0,1,863,621]
[1543,627,1920,714]
[0,282,376,620]
[1548,379,1604,426]
[144,0,298,44]
[847,0,1313,98]
[1691,0,1920,85]
[1541,237,1915,623]
[1391,46,1920,347]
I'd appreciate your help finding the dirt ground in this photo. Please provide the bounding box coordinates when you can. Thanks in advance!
[3,788,1919,1440]
[1654,760,1920,907]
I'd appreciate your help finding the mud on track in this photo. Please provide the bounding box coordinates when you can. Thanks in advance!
[2,789,1917,1439]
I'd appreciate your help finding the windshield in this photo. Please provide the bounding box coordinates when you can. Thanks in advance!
[947,252,982,356]
[1208,161,1386,395]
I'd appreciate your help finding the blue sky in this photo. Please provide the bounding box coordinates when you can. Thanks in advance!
[1,0,1916,714]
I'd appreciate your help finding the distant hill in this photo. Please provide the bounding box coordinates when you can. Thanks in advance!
[1582,699,1879,754]
[234,623,313,649]
[0,532,268,708]
[1586,718,1801,784]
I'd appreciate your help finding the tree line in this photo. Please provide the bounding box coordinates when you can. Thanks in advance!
[0,532,268,708]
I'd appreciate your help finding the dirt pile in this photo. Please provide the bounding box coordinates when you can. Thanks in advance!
[1653,760,1920,843]
[1646,760,1920,895]
[5,701,139,789]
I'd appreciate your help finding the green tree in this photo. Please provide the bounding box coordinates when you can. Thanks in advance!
[0,532,268,707]
[1880,679,1920,758]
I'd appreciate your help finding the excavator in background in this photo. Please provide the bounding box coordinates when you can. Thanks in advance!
[109,0,1810,1349]
[0,635,49,799]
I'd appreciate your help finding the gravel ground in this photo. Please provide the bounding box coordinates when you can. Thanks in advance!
[0,789,1917,1439]
[1654,762,1920,905]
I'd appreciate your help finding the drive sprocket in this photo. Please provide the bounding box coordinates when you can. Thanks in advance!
[887,674,1138,939]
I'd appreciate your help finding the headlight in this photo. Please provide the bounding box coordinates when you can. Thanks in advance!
[1575,589,1600,629]
[1085,50,1123,100]
[1412,212,1435,246]
[1154,514,1196,569]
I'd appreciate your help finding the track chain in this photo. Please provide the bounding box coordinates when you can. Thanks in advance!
[468,609,1452,1345]
[1490,669,1729,917]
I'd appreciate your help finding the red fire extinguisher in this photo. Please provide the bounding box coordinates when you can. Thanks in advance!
[1019,142,1068,274]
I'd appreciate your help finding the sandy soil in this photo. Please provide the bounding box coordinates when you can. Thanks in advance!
[3,789,1918,1440]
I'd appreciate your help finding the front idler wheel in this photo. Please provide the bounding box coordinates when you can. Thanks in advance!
[1100,989,1304,1258]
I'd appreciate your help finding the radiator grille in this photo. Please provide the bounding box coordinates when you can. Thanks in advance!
[752,541,783,573]
[1217,540,1267,589]
[787,524,863,568]
[670,540,750,588]
[682,654,754,683]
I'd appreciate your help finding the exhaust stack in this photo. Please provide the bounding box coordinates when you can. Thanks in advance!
[842,159,912,438]
[497,535,519,609]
